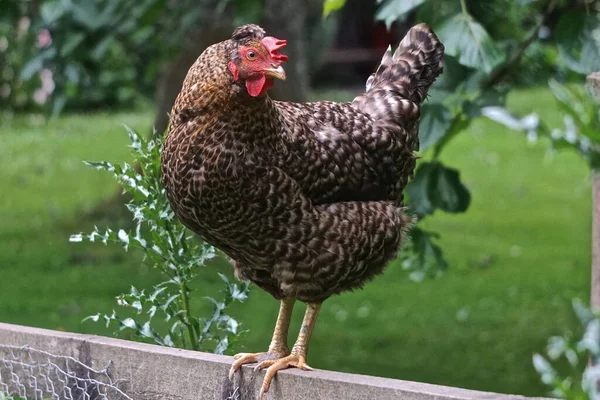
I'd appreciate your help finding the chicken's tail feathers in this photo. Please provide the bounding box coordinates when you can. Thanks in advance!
[353,23,444,123]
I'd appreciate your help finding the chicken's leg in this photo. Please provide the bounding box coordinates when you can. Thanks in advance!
[255,302,322,398]
[229,298,295,379]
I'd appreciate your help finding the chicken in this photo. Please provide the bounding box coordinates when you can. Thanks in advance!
[161,23,444,398]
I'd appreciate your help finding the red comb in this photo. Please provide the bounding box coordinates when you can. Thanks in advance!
[261,36,288,63]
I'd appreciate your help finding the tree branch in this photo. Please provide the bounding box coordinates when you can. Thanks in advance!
[481,0,557,90]
[460,0,469,16]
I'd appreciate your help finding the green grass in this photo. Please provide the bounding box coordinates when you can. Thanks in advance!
[0,87,592,397]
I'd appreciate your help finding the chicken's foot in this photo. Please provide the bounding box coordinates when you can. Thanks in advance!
[229,298,295,380]
[256,302,322,399]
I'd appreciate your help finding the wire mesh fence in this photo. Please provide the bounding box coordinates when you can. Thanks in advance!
[0,344,131,400]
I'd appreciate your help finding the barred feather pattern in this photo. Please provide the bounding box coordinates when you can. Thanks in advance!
[354,23,444,146]
[161,24,444,302]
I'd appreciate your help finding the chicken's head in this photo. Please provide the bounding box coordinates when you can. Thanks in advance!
[228,34,288,98]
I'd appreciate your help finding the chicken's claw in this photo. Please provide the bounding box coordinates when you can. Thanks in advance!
[256,353,313,399]
[228,350,288,381]
[229,353,256,380]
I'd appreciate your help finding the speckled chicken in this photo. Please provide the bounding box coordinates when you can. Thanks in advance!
[161,23,444,398]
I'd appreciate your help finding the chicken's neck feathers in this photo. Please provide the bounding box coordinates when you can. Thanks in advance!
[169,40,287,150]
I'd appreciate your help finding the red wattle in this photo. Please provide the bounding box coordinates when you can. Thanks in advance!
[245,75,274,97]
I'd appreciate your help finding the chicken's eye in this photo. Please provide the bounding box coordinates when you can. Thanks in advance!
[246,51,257,61]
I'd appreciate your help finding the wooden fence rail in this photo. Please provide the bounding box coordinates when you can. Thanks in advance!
[0,323,551,400]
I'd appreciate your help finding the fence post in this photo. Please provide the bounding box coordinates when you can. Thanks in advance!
[588,72,600,310]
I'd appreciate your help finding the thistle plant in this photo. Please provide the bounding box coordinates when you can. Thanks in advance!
[533,300,600,400]
[70,127,250,354]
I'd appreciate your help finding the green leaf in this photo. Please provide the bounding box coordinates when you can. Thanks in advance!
[436,164,470,213]
[549,79,600,143]
[60,33,86,57]
[573,299,596,326]
[437,13,504,74]
[51,95,68,116]
[125,125,144,154]
[580,319,600,354]
[91,35,116,61]
[217,272,230,284]
[149,286,168,302]
[419,103,452,151]
[533,354,556,384]
[416,0,461,28]
[20,55,45,81]
[140,321,171,347]
[548,79,579,111]
[40,0,65,25]
[69,234,83,243]
[117,229,130,250]
[407,164,435,216]
[83,160,115,172]
[120,317,137,330]
[555,12,600,75]
[71,2,106,31]
[214,336,229,355]
[431,56,469,93]
[83,313,101,323]
[376,0,426,28]
[407,161,471,217]
[229,282,249,302]
[400,226,447,281]
[323,0,346,18]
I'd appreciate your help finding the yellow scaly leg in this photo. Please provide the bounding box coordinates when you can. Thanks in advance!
[256,302,322,399]
[229,298,295,380]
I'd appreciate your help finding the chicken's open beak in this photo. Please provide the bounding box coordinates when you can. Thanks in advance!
[264,65,286,81]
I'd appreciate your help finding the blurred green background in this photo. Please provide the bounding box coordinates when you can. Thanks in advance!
[1,0,599,397]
